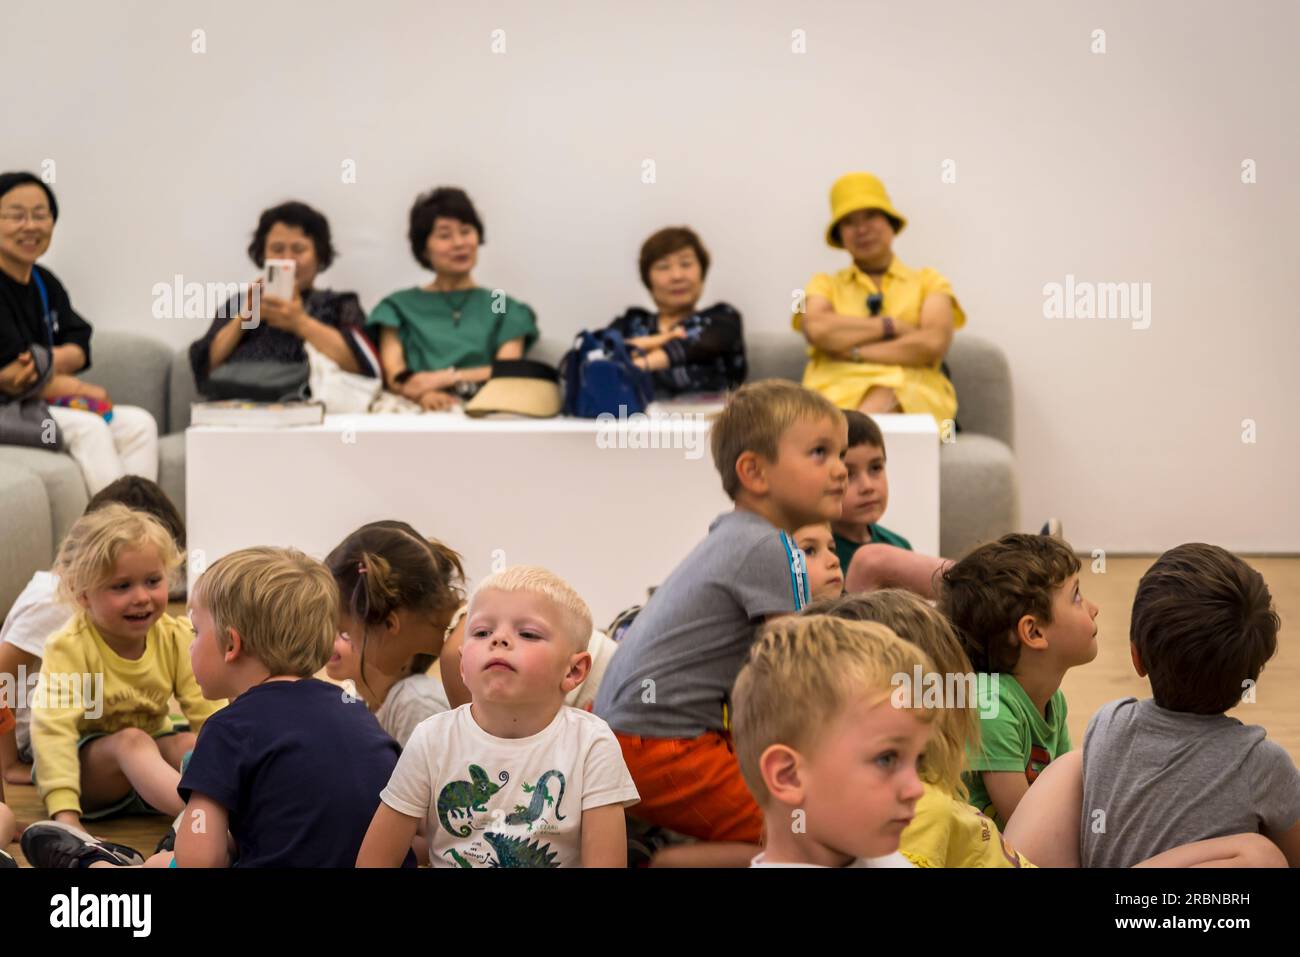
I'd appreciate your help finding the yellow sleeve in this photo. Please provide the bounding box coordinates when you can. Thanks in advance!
[30,620,90,817]
[919,267,965,329]
[897,783,952,868]
[166,616,225,733]
[792,273,835,331]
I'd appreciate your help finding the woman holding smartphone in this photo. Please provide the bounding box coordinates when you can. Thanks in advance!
[367,187,537,411]
[188,201,380,394]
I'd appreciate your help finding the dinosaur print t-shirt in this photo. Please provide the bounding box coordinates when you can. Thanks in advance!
[380,704,640,867]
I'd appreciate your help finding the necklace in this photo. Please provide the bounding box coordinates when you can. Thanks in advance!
[443,288,474,324]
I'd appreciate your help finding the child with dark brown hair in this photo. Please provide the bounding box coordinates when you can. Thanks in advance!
[324,520,464,747]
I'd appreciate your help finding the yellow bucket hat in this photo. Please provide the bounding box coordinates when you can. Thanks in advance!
[825,172,907,248]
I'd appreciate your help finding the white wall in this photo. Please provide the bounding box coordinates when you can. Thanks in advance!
[6,0,1297,553]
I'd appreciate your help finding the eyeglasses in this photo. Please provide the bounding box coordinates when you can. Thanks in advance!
[0,209,53,225]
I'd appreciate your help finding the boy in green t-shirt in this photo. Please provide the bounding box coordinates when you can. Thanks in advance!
[938,533,1099,830]
[836,410,952,599]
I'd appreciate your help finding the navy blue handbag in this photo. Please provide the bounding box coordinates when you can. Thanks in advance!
[559,329,654,418]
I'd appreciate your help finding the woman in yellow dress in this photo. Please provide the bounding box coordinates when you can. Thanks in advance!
[793,172,965,425]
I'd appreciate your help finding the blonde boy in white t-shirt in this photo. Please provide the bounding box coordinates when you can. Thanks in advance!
[358,566,638,868]
[732,614,936,868]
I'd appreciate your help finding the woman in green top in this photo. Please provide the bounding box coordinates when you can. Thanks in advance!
[368,187,538,411]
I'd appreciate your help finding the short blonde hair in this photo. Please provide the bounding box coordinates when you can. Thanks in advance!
[467,566,593,650]
[710,380,844,499]
[805,589,980,799]
[191,547,338,677]
[732,615,936,807]
[54,503,182,604]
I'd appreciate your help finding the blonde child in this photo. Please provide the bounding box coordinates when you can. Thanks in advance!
[1,475,186,786]
[807,588,1034,867]
[29,504,219,832]
[358,566,639,868]
[731,614,935,867]
[24,546,409,868]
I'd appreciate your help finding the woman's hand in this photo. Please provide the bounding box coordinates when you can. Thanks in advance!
[43,375,108,402]
[0,352,38,395]
[627,328,687,352]
[401,369,457,399]
[259,292,306,335]
[419,390,460,412]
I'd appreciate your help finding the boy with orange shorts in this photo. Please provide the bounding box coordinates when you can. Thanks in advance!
[594,380,847,852]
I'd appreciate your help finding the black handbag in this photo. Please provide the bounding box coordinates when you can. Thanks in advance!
[202,359,310,402]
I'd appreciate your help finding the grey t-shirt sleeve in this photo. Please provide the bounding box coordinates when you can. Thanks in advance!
[1251,739,1300,835]
[731,530,807,619]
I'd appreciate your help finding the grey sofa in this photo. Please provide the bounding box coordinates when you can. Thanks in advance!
[0,329,1018,617]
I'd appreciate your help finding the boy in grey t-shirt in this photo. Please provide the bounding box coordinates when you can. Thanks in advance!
[1081,543,1300,868]
[594,381,848,854]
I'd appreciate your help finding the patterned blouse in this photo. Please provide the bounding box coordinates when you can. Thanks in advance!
[188,288,380,389]
[603,301,747,397]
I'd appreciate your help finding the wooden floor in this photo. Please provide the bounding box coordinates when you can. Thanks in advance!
[5,556,1298,866]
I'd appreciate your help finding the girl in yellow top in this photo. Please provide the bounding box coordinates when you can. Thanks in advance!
[30,504,223,829]
[807,588,1034,867]
[794,172,965,426]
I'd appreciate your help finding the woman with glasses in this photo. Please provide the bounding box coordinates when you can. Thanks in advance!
[0,171,158,494]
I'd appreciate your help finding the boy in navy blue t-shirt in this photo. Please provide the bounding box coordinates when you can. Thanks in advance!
[176,546,409,867]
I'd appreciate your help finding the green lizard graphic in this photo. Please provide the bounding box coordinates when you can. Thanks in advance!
[442,848,473,868]
[437,764,508,837]
[506,770,567,831]
[484,831,560,868]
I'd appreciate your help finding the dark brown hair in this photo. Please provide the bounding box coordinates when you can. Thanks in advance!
[638,227,710,290]
[939,533,1080,673]
[408,187,484,269]
[1131,544,1279,714]
[325,520,465,696]
[843,409,884,455]
[86,476,186,550]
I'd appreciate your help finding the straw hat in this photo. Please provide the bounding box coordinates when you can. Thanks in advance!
[464,359,562,418]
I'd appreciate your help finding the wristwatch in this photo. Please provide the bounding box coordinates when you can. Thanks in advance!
[393,369,414,387]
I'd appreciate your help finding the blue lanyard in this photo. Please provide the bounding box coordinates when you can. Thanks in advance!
[31,268,54,348]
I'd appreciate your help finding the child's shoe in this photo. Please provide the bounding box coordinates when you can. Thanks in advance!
[20,821,144,868]
[0,847,17,868]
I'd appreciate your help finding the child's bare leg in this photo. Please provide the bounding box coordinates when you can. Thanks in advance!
[649,842,760,868]
[1135,833,1286,868]
[1003,750,1082,868]
[0,801,17,845]
[0,644,38,784]
[845,544,953,599]
[157,732,196,771]
[79,728,185,818]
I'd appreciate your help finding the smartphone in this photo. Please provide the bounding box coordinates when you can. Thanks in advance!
[263,259,297,301]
